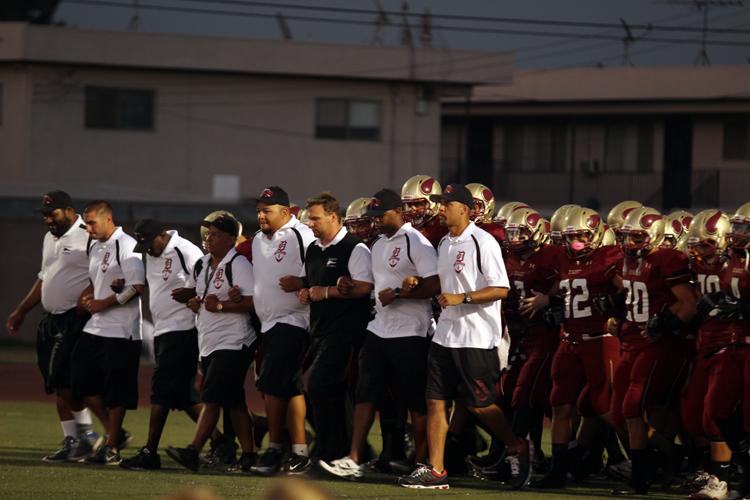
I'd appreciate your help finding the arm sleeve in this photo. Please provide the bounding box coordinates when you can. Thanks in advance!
[411,233,438,278]
[482,236,510,288]
[349,243,374,283]
[232,259,255,296]
[120,238,145,286]
[183,244,205,277]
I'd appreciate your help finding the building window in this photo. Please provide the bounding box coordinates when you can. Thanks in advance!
[603,122,653,173]
[724,119,750,160]
[85,86,155,130]
[502,123,567,172]
[315,98,381,141]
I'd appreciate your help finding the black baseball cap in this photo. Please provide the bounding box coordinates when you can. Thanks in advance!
[35,190,74,214]
[365,189,402,217]
[133,219,165,253]
[256,186,290,207]
[201,214,240,238]
[429,184,474,209]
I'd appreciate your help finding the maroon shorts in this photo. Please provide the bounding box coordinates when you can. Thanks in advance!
[549,334,620,415]
[512,346,554,412]
[680,349,727,438]
[704,345,750,430]
[610,339,685,428]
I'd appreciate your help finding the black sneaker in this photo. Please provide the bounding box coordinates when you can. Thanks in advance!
[226,452,257,474]
[505,439,533,489]
[166,446,200,472]
[117,429,133,451]
[84,445,121,465]
[42,436,77,463]
[203,436,238,468]
[120,447,162,470]
[285,453,312,475]
[250,448,283,476]
[68,431,98,462]
[397,464,450,490]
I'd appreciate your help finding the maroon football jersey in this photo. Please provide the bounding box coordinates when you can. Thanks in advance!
[692,258,732,353]
[558,245,623,338]
[417,216,449,249]
[235,237,253,263]
[477,222,506,246]
[620,249,691,351]
[724,252,750,340]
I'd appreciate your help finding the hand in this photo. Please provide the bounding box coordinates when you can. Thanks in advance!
[6,309,24,335]
[309,286,328,302]
[298,288,310,305]
[606,317,620,335]
[437,293,464,308]
[110,279,125,294]
[171,287,196,303]
[336,276,355,296]
[279,275,304,293]
[78,292,93,314]
[379,288,397,307]
[84,298,109,314]
[204,294,221,312]
[187,296,201,314]
[227,285,242,303]
[520,290,549,318]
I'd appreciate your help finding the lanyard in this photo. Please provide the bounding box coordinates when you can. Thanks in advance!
[201,261,220,302]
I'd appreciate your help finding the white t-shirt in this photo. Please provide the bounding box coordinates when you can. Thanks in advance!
[146,230,204,336]
[308,226,373,283]
[83,227,145,340]
[38,215,91,314]
[367,223,437,339]
[189,248,256,357]
[252,216,316,333]
[433,222,510,353]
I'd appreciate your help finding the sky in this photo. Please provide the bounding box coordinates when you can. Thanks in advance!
[53,0,750,69]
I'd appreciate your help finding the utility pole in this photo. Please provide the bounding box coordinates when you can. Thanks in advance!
[420,8,433,48]
[370,0,389,45]
[276,12,292,40]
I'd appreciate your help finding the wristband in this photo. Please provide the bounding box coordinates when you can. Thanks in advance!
[115,285,138,305]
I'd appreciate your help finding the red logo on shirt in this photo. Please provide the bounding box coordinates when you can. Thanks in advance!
[454,250,466,273]
[214,269,225,289]
[274,240,287,262]
[388,247,401,268]
[162,258,173,281]
[101,252,111,272]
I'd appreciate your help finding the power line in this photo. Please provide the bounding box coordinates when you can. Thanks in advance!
[62,0,750,47]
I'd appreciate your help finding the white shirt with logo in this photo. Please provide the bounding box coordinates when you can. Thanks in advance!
[146,230,204,336]
[38,215,91,314]
[83,227,145,340]
[189,248,256,357]
[433,222,510,354]
[368,223,437,339]
[252,216,316,333]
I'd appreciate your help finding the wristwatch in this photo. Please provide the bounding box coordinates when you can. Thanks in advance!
[217,302,224,312]
[394,287,402,298]
[463,293,473,304]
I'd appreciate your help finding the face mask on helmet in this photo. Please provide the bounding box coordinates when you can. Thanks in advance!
[345,217,373,240]
[564,230,596,257]
[506,226,535,253]
[729,221,750,250]
[622,230,651,258]
[687,238,721,264]
[402,200,433,228]
[660,234,678,249]
[470,199,486,223]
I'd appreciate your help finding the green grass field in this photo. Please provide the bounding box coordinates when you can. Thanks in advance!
[0,400,691,500]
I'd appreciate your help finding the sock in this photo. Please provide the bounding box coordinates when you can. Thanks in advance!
[292,444,309,457]
[268,442,283,451]
[630,449,650,491]
[61,419,77,438]
[72,409,93,435]
[550,443,569,478]
[713,460,731,482]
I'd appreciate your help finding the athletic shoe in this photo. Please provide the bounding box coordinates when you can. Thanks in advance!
[226,452,258,474]
[689,476,728,500]
[84,445,121,465]
[684,471,713,492]
[319,457,363,480]
[506,439,533,489]
[166,446,200,472]
[611,483,649,496]
[202,436,238,468]
[250,448,283,476]
[607,460,633,482]
[42,436,77,463]
[67,436,94,462]
[397,464,449,490]
[117,429,133,451]
[285,453,312,475]
[120,447,162,470]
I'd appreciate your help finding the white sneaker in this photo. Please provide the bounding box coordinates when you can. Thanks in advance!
[689,475,728,500]
[318,457,363,479]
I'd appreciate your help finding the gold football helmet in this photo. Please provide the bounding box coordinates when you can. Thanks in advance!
[563,206,605,257]
[660,215,686,250]
[505,207,546,253]
[401,175,442,228]
[607,201,643,243]
[687,209,731,262]
[493,201,530,226]
[465,183,496,224]
[729,202,750,250]
[550,204,580,245]
[344,197,374,241]
[602,226,617,247]
[298,208,310,226]
[668,210,694,231]
[621,207,665,257]
[540,218,552,246]
[201,210,243,250]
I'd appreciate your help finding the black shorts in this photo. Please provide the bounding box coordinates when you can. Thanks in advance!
[201,342,256,407]
[425,342,501,409]
[71,332,141,409]
[36,308,88,395]
[355,331,428,414]
[256,323,308,399]
[151,329,200,410]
